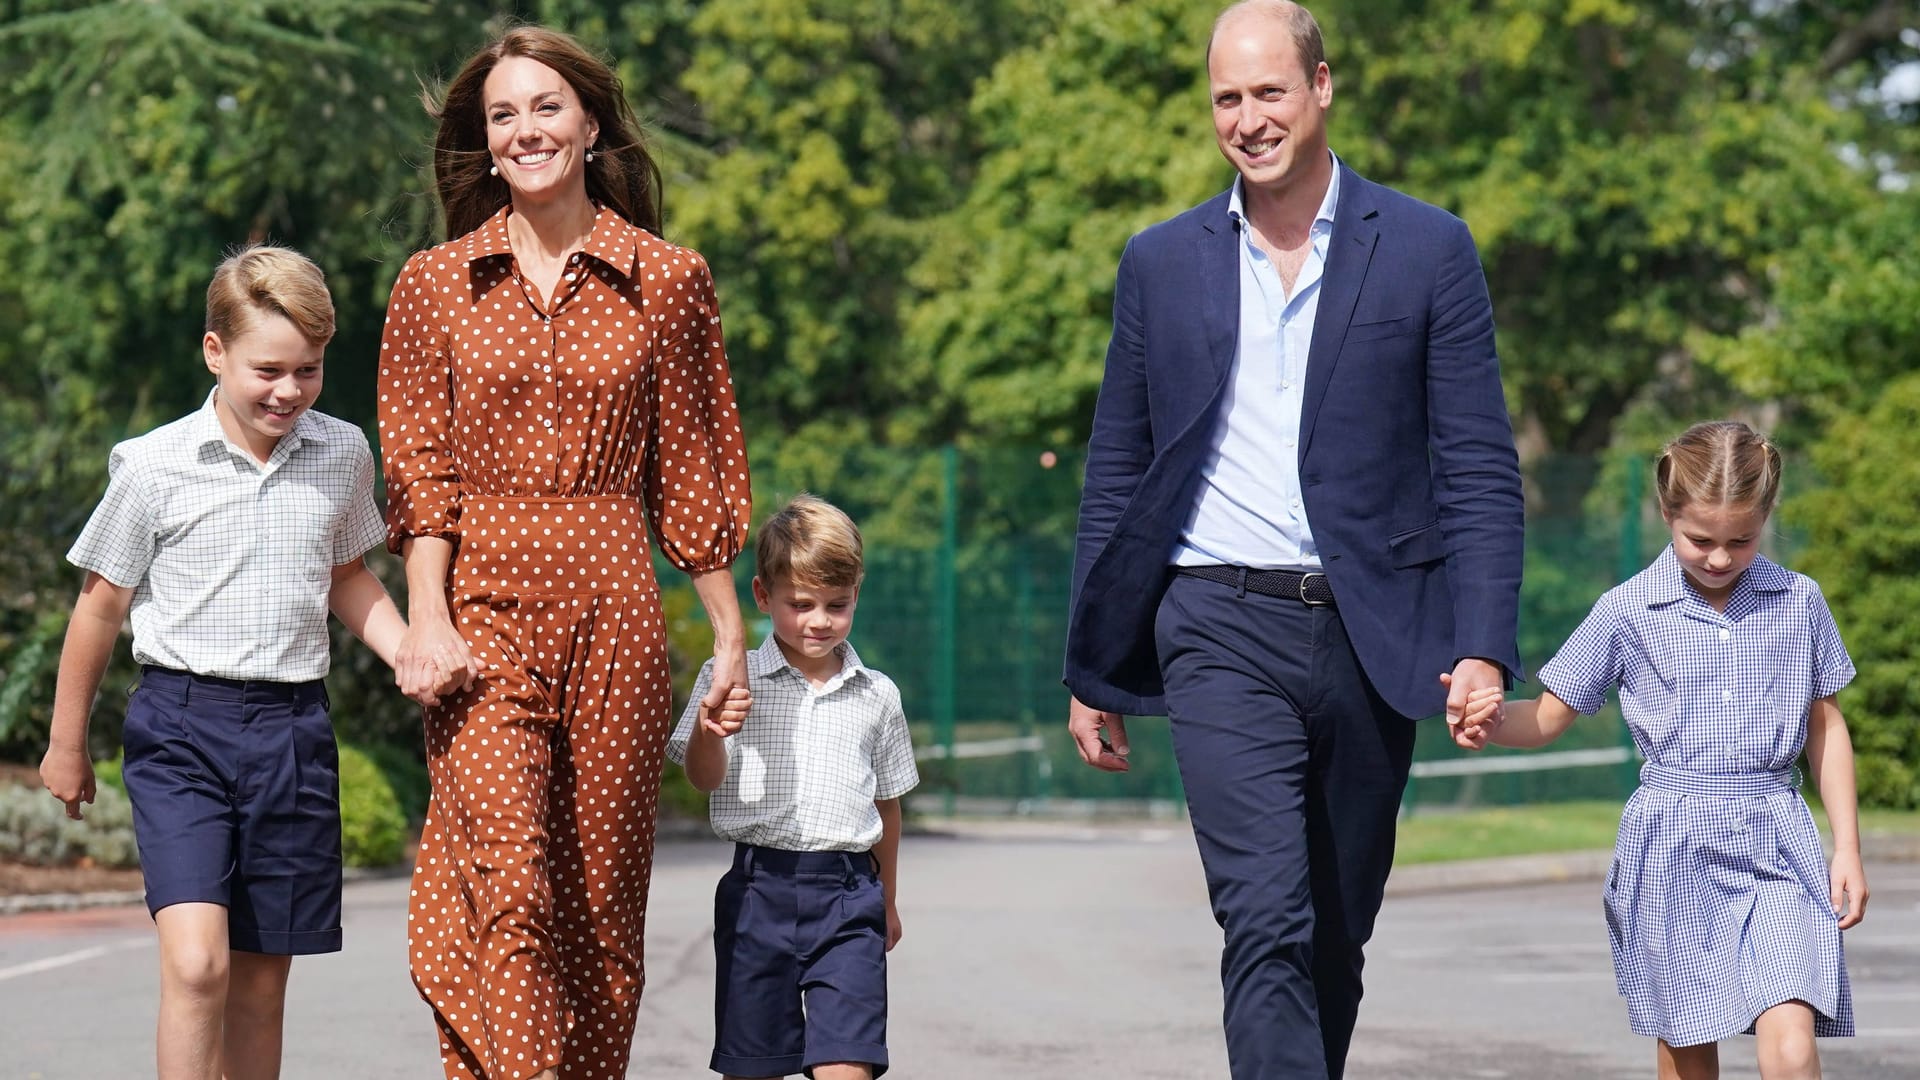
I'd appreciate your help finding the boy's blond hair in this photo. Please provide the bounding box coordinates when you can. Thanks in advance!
[756,494,864,589]
[205,244,336,345]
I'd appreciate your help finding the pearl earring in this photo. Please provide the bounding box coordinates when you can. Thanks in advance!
[586,149,595,163]
[489,164,498,176]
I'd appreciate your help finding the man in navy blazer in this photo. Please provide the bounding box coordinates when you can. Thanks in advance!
[1064,3,1523,1077]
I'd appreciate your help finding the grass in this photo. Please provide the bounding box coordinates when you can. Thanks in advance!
[1394,799,1920,866]
[1394,800,1623,865]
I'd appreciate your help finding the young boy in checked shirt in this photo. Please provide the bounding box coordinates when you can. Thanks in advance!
[669,494,920,1080]
[37,245,466,1080]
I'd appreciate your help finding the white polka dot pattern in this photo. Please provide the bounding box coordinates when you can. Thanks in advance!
[376,206,751,1080]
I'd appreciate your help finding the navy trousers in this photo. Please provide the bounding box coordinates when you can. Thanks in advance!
[1154,573,1417,1080]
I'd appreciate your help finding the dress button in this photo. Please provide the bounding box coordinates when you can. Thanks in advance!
[1719,628,1731,641]
[1721,690,1732,703]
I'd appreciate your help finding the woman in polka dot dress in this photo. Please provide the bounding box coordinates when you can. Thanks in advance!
[377,26,753,1080]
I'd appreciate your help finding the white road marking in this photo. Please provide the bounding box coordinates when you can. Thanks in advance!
[0,938,150,983]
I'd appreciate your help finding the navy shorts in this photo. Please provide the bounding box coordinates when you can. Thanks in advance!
[712,844,890,1078]
[121,666,343,955]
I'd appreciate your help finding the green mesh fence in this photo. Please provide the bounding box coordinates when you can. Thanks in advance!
[665,444,1722,815]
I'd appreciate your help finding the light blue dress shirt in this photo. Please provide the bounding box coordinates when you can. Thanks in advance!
[1173,155,1341,570]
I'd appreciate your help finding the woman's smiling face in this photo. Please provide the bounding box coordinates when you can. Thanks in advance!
[483,55,598,205]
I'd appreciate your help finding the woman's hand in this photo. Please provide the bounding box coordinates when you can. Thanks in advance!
[702,643,751,730]
[395,614,476,708]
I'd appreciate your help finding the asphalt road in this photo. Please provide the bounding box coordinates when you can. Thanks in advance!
[3,826,1916,1078]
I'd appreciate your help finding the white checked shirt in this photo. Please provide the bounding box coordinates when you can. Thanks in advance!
[668,635,920,852]
[68,391,387,682]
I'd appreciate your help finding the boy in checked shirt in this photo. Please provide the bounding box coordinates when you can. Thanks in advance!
[38,245,464,1080]
[669,494,919,1080]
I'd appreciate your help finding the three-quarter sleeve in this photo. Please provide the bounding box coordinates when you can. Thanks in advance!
[376,251,462,553]
[645,251,751,572]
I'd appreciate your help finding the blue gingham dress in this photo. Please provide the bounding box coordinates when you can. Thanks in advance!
[1540,548,1856,1046]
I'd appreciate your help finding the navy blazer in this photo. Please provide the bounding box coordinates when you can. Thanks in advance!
[1065,163,1524,720]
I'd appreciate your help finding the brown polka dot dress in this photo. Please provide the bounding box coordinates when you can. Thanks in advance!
[377,205,750,1080]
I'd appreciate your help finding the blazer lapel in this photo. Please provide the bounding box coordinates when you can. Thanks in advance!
[1197,198,1239,389]
[1300,165,1379,461]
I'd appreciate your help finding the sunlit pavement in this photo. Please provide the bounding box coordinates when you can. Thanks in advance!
[4,825,1915,1078]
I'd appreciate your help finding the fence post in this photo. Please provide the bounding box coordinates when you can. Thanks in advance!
[935,445,959,816]
[1014,545,1038,808]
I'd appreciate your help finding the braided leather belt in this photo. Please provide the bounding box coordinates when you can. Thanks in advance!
[1175,564,1335,606]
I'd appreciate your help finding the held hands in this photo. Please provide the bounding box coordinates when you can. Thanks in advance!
[700,686,752,738]
[700,644,752,737]
[1068,695,1130,772]
[39,745,96,821]
[1830,849,1870,930]
[1438,671,1505,751]
[394,615,480,708]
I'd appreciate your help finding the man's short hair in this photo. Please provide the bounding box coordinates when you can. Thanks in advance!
[755,494,864,589]
[1209,0,1327,76]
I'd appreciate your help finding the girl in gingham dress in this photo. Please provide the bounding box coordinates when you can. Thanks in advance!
[1450,420,1869,1080]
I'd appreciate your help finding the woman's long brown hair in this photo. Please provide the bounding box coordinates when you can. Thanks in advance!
[424,25,663,239]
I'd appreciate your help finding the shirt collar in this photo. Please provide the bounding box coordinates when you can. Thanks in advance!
[1228,149,1341,239]
[191,389,327,460]
[748,632,869,685]
[1642,545,1793,608]
[458,203,648,279]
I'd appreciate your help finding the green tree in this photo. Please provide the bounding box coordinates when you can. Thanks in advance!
[900,0,1919,481]
[1787,371,1920,809]
[0,0,496,758]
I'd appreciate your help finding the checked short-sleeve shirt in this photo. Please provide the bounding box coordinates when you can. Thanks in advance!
[68,393,386,682]
[669,635,919,852]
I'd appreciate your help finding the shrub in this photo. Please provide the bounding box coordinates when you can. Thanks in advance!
[338,742,408,868]
[353,739,429,825]
[1788,373,1920,808]
[0,779,139,868]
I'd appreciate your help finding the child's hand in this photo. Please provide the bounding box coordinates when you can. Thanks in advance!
[701,686,751,738]
[39,746,96,821]
[1830,850,1869,929]
[885,901,903,952]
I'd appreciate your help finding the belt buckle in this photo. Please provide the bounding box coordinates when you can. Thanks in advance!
[1299,572,1329,606]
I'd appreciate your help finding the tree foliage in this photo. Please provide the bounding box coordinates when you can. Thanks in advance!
[1788,371,1920,809]
[2,0,1917,800]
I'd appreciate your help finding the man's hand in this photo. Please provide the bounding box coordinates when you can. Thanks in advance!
[1068,695,1131,772]
[1439,672,1503,750]
[1444,657,1503,729]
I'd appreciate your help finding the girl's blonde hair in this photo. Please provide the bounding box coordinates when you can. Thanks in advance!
[756,494,864,589]
[1655,420,1783,519]
[205,244,336,345]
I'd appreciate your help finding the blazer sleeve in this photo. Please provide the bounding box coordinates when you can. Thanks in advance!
[1423,218,1525,676]
[1069,237,1154,618]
